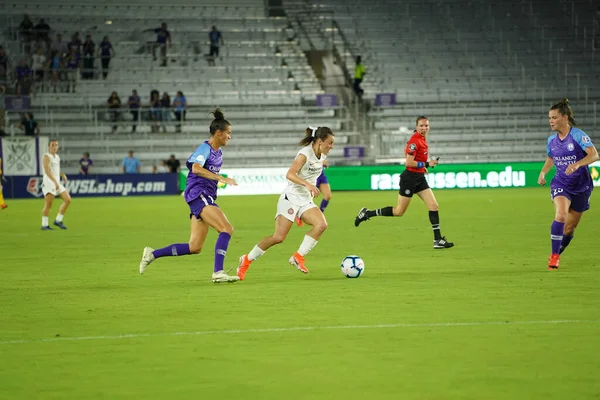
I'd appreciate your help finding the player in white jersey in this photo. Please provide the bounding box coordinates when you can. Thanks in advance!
[236,126,335,280]
[41,140,71,230]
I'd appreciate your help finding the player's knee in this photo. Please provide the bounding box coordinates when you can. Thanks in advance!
[554,211,568,222]
[64,197,71,205]
[218,223,234,235]
[271,233,286,245]
[392,206,405,216]
[314,220,328,233]
[428,203,439,212]
[189,242,202,254]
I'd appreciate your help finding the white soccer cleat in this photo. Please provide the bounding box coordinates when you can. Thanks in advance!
[139,247,155,274]
[211,270,240,283]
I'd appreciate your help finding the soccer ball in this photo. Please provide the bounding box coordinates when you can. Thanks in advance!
[341,255,365,278]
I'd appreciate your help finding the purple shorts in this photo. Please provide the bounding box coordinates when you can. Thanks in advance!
[188,193,219,219]
[316,170,329,187]
[550,185,593,213]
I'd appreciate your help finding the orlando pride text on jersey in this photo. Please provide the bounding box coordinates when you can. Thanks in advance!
[405,131,428,173]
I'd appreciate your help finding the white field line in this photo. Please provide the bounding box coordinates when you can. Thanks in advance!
[1,319,599,345]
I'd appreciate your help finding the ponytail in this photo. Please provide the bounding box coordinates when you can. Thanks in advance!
[550,98,578,127]
[209,108,230,135]
[299,126,334,146]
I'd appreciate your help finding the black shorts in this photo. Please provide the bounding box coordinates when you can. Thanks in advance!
[399,170,430,198]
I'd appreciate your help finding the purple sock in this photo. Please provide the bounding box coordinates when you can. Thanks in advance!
[214,232,231,273]
[550,220,565,255]
[320,199,329,212]
[560,234,574,254]
[152,243,191,259]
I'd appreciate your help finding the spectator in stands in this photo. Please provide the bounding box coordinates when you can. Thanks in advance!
[0,47,8,84]
[31,47,47,90]
[33,18,51,51]
[147,23,171,67]
[150,90,161,133]
[173,91,187,132]
[49,50,61,92]
[19,14,34,54]
[15,60,32,95]
[81,34,95,79]
[106,91,121,133]
[65,47,80,93]
[353,56,365,99]
[51,34,69,58]
[98,36,115,80]
[68,32,82,56]
[153,160,168,173]
[79,152,93,175]
[160,91,171,133]
[0,85,6,137]
[128,89,141,133]
[166,154,180,173]
[122,150,141,174]
[208,25,223,66]
[18,112,40,136]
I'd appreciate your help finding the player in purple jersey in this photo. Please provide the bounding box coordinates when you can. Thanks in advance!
[138,108,240,283]
[538,98,599,270]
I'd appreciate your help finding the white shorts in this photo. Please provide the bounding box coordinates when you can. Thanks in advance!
[276,193,317,222]
[42,181,67,197]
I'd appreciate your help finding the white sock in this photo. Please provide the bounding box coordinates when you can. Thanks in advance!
[42,216,49,227]
[297,235,318,257]
[56,213,64,222]
[248,245,265,261]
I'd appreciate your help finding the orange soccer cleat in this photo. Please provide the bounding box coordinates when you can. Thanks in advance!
[0,204,7,210]
[295,216,303,227]
[548,253,560,270]
[237,254,252,280]
[289,252,309,274]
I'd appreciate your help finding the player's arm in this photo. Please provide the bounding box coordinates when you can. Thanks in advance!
[538,157,554,185]
[286,154,319,196]
[61,173,68,183]
[574,146,599,168]
[566,146,599,175]
[190,163,237,185]
[42,155,59,188]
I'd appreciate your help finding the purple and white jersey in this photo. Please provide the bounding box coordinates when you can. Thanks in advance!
[547,127,594,193]
[184,141,222,202]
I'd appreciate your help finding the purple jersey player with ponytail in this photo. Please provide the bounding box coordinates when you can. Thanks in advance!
[538,98,599,270]
[139,108,240,283]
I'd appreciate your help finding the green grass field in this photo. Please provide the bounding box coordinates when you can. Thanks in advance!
[1,188,599,399]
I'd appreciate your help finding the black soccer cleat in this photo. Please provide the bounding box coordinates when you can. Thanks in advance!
[433,237,454,249]
[354,207,370,227]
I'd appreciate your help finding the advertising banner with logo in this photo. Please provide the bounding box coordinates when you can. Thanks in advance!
[3,173,179,198]
[179,168,288,196]
[324,162,600,191]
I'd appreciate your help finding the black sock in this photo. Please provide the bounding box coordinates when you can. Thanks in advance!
[366,206,394,218]
[429,210,442,240]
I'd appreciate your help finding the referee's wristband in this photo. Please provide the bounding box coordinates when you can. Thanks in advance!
[417,161,430,168]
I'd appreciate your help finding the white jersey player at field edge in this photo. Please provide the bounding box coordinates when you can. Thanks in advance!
[237,126,335,280]
[41,139,72,230]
